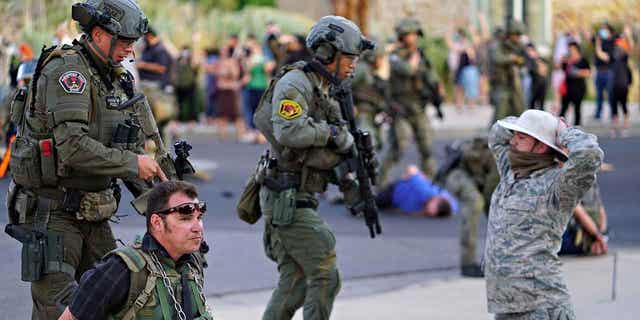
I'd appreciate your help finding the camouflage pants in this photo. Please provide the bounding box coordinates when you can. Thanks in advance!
[491,86,525,124]
[444,169,484,266]
[495,303,576,320]
[379,110,435,185]
[261,190,341,320]
[30,211,116,320]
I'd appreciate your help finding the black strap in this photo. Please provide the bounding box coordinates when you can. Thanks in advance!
[295,199,318,210]
[35,197,53,231]
[181,273,194,320]
[303,60,341,86]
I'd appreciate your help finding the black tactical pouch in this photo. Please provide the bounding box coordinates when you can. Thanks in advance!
[21,231,46,282]
[9,87,27,126]
[272,188,296,226]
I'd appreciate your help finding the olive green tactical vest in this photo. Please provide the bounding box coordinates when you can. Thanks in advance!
[389,47,427,102]
[108,246,212,320]
[253,62,343,193]
[15,42,142,192]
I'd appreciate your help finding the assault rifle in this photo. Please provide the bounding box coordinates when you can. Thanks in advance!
[122,93,196,214]
[331,81,382,239]
[417,48,444,119]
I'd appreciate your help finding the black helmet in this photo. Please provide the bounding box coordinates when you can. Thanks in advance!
[72,0,148,40]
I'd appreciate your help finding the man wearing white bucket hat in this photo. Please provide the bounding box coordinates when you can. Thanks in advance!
[484,109,604,319]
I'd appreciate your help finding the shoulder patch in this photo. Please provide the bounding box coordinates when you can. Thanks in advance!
[278,99,303,120]
[58,70,87,94]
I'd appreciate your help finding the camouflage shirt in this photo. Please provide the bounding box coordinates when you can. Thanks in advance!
[484,118,604,313]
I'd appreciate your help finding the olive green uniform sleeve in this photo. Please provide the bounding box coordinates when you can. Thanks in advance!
[491,44,513,67]
[42,61,139,179]
[389,52,416,77]
[271,69,331,148]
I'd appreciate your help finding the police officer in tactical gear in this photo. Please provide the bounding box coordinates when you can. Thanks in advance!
[488,19,527,123]
[379,17,441,185]
[252,15,372,320]
[5,1,166,318]
[57,180,212,320]
[351,41,387,149]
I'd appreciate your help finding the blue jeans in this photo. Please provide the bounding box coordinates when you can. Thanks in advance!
[594,69,612,119]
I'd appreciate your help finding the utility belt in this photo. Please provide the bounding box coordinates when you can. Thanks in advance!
[5,181,121,282]
[7,182,120,225]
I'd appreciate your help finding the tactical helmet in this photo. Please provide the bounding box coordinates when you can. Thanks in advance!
[395,18,424,37]
[72,0,148,40]
[361,38,385,64]
[506,20,526,35]
[16,60,37,81]
[306,15,375,64]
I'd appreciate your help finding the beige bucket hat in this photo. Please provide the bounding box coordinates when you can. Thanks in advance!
[497,110,568,160]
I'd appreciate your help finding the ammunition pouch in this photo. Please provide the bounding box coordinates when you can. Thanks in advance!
[9,136,58,189]
[9,87,28,127]
[237,173,262,225]
[76,189,118,222]
[263,164,301,226]
[272,188,296,226]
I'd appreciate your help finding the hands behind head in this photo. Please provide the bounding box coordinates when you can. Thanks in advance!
[555,116,570,152]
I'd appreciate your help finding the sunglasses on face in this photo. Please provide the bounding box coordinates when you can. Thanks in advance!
[155,202,207,216]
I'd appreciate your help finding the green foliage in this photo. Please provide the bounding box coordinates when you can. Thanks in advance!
[237,0,277,10]
[420,36,449,88]
[138,1,313,49]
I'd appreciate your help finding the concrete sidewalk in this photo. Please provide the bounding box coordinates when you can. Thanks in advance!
[208,250,640,319]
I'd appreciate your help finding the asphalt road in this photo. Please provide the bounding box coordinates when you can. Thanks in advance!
[0,133,638,318]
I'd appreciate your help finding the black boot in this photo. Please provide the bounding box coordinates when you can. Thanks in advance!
[461,264,484,278]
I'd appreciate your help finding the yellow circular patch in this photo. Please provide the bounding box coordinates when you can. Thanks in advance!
[278,99,303,120]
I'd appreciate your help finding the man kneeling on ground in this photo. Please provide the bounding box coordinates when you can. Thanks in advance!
[58,181,213,320]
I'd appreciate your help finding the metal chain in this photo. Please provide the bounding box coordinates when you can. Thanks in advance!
[188,264,214,317]
[150,252,187,320]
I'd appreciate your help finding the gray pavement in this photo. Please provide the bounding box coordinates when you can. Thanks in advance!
[0,101,639,318]
[210,250,640,319]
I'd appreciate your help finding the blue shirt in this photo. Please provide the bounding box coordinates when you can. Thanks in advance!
[392,174,459,214]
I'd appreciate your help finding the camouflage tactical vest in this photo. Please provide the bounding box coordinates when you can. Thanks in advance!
[9,42,142,192]
[107,245,212,320]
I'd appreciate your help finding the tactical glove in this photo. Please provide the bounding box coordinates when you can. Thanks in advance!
[327,125,354,153]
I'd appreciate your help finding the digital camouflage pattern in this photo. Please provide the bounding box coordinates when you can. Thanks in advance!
[494,303,576,320]
[485,117,603,315]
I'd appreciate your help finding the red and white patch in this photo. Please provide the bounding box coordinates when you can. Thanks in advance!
[58,71,87,94]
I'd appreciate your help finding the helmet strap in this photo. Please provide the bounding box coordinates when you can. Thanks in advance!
[87,36,110,63]
[107,34,119,67]
[333,51,342,81]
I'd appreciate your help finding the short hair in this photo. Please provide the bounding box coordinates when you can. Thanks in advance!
[435,198,453,218]
[145,181,198,230]
[568,41,581,51]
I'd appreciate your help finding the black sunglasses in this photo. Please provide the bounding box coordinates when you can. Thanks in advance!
[155,202,206,216]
